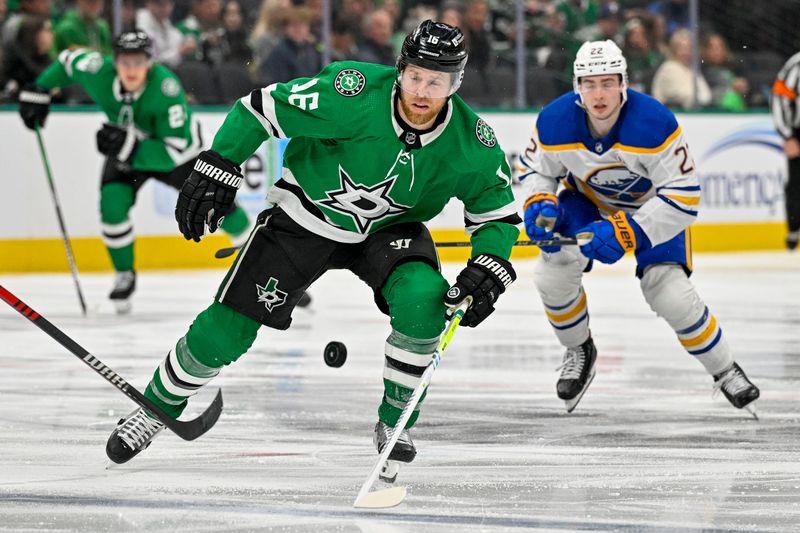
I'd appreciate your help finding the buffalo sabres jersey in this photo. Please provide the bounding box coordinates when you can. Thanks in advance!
[211,60,520,258]
[517,89,699,246]
[36,48,202,173]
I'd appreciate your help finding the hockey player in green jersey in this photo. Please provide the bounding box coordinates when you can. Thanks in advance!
[18,31,251,313]
[104,21,521,482]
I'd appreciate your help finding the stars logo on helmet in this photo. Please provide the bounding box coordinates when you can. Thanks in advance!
[319,166,410,233]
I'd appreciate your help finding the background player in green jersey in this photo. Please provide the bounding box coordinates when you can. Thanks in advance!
[18,31,251,313]
[104,20,522,483]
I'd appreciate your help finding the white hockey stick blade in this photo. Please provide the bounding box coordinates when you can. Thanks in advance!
[353,486,407,509]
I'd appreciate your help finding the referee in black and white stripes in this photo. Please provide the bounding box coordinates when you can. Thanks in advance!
[772,51,800,250]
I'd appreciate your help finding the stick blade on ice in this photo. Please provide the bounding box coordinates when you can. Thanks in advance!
[353,486,407,509]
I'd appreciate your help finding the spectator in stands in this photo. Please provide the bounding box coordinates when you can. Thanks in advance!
[462,0,492,74]
[439,2,462,29]
[651,28,710,109]
[339,0,373,42]
[329,17,358,62]
[2,0,51,47]
[0,15,53,101]
[257,6,319,86]
[121,0,138,32]
[647,0,689,35]
[137,0,194,68]
[53,0,112,54]
[356,8,395,66]
[701,32,748,111]
[219,0,251,66]
[557,0,599,37]
[250,0,289,71]
[178,0,223,63]
[622,18,663,93]
[594,2,622,45]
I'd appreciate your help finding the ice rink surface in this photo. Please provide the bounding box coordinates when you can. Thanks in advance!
[1,252,799,532]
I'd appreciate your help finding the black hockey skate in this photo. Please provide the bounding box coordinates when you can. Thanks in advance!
[109,271,136,314]
[106,408,165,464]
[713,362,760,419]
[787,231,799,251]
[556,336,597,413]
[374,421,416,483]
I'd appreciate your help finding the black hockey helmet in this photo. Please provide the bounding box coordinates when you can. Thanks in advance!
[398,20,468,74]
[113,30,154,57]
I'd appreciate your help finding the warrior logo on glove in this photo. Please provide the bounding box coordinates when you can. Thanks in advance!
[444,254,516,327]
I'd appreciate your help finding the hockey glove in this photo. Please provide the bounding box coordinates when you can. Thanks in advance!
[578,211,651,264]
[443,254,516,327]
[523,193,562,253]
[96,123,139,164]
[18,84,51,130]
[176,150,243,242]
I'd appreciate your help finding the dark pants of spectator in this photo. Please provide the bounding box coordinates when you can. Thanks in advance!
[786,154,800,233]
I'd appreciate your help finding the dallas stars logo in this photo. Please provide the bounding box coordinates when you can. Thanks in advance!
[319,166,410,233]
[334,69,366,97]
[256,277,287,312]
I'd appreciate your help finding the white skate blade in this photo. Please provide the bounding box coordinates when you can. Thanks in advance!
[112,299,132,315]
[379,459,400,483]
[744,402,759,421]
[353,486,407,508]
[564,367,596,414]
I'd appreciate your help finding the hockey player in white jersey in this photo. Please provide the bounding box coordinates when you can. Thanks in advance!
[518,40,760,415]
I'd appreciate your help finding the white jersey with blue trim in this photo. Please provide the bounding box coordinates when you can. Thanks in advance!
[517,89,700,247]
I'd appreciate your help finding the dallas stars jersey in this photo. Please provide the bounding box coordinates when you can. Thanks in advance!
[36,48,201,173]
[517,89,700,247]
[211,61,520,258]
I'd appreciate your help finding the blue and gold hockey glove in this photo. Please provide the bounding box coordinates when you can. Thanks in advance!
[577,211,651,264]
[523,193,562,253]
[176,150,243,242]
[443,254,516,327]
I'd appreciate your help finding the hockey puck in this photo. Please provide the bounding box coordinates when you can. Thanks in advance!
[324,341,347,368]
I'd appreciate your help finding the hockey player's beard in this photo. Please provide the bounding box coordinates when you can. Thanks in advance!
[398,92,446,128]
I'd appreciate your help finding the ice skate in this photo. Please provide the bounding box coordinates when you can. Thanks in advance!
[109,271,136,314]
[106,408,165,464]
[556,336,597,413]
[374,421,416,483]
[713,362,760,419]
[787,231,799,251]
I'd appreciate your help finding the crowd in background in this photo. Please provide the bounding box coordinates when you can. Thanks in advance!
[0,0,798,109]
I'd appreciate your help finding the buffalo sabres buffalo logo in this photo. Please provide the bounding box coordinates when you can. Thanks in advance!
[585,164,653,203]
[256,277,287,312]
[319,166,411,233]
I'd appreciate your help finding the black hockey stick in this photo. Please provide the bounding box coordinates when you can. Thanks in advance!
[34,127,88,316]
[213,236,587,259]
[0,285,222,441]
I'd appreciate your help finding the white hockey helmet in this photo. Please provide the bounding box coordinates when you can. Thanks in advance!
[573,40,628,105]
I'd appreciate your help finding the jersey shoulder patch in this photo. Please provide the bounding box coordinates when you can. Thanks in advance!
[475,117,497,147]
[333,68,366,97]
[161,77,181,97]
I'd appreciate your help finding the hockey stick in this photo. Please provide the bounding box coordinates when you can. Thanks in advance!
[0,285,222,441]
[34,127,88,316]
[353,297,471,509]
[214,236,590,260]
